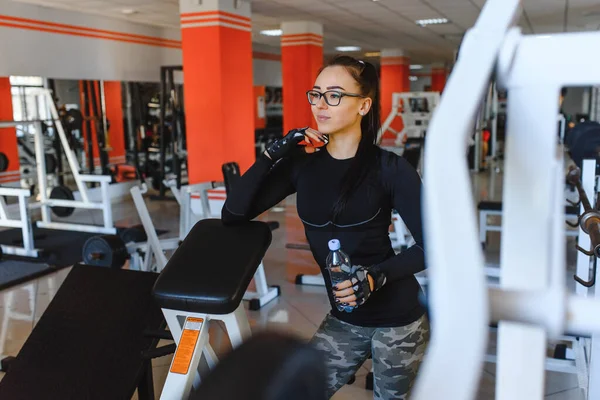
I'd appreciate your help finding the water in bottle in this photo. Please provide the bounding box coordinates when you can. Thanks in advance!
[326,239,354,313]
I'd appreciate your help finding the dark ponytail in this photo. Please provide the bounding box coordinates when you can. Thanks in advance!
[323,55,381,223]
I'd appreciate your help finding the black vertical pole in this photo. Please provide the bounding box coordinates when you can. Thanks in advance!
[82,81,95,175]
[159,67,167,196]
[47,79,65,186]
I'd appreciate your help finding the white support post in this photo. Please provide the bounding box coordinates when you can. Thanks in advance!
[130,185,168,271]
[101,180,112,230]
[34,120,51,224]
[18,193,34,255]
[412,0,520,399]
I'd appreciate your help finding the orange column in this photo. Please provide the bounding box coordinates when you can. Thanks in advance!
[0,77,21,184]
[380,49,410,141]
[281,21,323,134]
[431,63,447,93]
[103,81,126,166]
[180,1,254,183]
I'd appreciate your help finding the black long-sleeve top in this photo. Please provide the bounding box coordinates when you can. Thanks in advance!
[222,146,426,327]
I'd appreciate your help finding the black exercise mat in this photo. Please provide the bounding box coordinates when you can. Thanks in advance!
[0,260,54,291]
[0,228,98,268]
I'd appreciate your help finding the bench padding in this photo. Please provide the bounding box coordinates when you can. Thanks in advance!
[0,264,163,400]
[152,219,272,314]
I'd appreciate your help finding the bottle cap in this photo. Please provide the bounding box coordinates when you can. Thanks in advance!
[328,239,340,251]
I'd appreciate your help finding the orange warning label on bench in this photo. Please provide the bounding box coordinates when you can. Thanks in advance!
[170,317,204,375]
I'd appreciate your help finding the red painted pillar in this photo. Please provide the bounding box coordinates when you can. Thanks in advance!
[430,63,448,93]
[103,81,126,166]
[380,49,410,141]
[281,21,323,134]
[179,1,254,182]
[0,77,21,184]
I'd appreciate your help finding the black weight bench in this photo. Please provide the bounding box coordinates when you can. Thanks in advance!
[152,218,272,399]
[0,264,165,400]
[478,200,580,246]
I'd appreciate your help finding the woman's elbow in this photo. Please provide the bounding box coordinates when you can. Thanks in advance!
[221,205,248,225]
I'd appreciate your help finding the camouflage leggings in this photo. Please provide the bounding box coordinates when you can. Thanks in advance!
[309,313,430,399]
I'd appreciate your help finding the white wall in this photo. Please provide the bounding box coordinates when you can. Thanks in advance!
[0,0,181,82]
[253,59,282,87]
[562,86,590,117]
[411,76,432,92]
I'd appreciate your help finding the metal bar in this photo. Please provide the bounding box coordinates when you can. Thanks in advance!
[159,67,167,197]
[0,196,8,220]
[45,90,90,202]
[491,82,498,159]
[34,120,51,224]
[47,79,64,186]
[18,193,34,255]
[43,200,105,209]
[81,81,95,175]
[101,181,113,229]
[130,186,168,270]
[35,221,116,234]
[79,174,113,183]
[253,263,270,296]
[575,159,595,296]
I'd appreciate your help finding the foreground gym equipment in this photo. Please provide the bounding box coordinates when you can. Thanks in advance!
[0,219,272,400]
[413,0,600,399]
[153,219,272,399]
[0,88,117,257]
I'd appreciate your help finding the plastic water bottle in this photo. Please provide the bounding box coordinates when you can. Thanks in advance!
[326,239,354,313]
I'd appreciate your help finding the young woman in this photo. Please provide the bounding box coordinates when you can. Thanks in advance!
[222,55,429,399]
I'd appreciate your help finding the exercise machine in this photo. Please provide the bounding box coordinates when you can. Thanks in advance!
[154,65,187,199]
[413,0,600,399]
[153,219,271,399]
[0,88,118,257]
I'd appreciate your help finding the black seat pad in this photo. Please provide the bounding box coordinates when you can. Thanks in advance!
[479,201,578,215]
[152,219,272,314]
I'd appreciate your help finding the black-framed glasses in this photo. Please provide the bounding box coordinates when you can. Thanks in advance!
[306,90,365,107]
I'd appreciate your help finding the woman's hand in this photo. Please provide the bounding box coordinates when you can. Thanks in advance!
[332,265,387,309]
[264,127,327,161]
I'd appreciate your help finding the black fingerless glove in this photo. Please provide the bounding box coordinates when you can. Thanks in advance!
[349,264,387,307]
[265,127,308,162]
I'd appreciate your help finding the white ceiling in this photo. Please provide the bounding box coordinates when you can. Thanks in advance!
[11,0,600,64]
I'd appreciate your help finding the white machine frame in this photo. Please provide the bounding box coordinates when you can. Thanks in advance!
[413,0,600,399]
[0,185,38,257]
[0,88,117,240]
[159,304,251,399]
[378,92,441,147]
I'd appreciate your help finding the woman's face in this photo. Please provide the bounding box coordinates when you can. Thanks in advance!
[310,65,371,135]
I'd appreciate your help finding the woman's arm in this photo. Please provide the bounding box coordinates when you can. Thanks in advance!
[221,153,296,224]
[376,154,426,282]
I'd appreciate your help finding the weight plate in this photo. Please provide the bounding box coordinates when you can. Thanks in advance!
[0,153,8,172]
[82,235,128,268]
[120,227,147,244]
[49,185,75,217]
[45,154,57,174]
[65,109,83,132]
